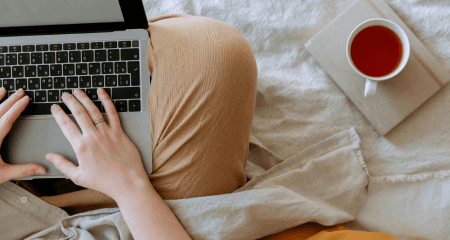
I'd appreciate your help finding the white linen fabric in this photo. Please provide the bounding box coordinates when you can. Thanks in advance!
[0,128,369,240]
[141,0,450,239]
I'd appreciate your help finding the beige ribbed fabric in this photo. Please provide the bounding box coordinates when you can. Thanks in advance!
[39,14,257,213]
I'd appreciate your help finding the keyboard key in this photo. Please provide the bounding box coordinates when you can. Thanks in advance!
[6,54,17,65]
[54,77,66,89]
[92,76,105,87]
[0,54,4,65]
[0,67,11,78]
[24,91,34,102]
[105,42,117,48]
[23,45,35,52]
[119,41,131,48]
[18,53,30,65]
[60,89,72,99]
[50,44,62,51]
[129,100,141,112]
[44,52,56,64]
[31,53,42,64]
[95,50,107,61]
[67,77,79,88]
[91,42,104,49]
[112,87,140,100]
[121,49,139,61]
[77,43,90,49]
[76,63,88,75]
[115,100,127,112]
[50,64,62,76]
[41,78,53,89]
[36,45,49,51]
[85,88,98,100]
[0,47,7,53]
[103,88,111,99]
[34,91,47,102]
[118,74,130,86]
[132,40,139,47]
[69,51,81,62]
[12,66,24,78]
[56,52,68,63]
[48,90,59,102]
[22,102,71,115]
[105,75,117,87]
[80,76,92,88]
[37,65,49,77]
[127,61,140,86]
[25,66,37,77]
[63,64,75,75]
[3,79,14,90]
[108,49,120,61]
[82,50,94,62]
[102,62,114,74]
[115,62,127,73]
[15,79,27,90]
[89,63,101,75]
[93,101,102,112]
[9,46,21,52]
[28,78,40,90]
[63,43,76,50]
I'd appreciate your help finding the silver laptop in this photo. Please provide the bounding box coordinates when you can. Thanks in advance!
[0,0,153,179]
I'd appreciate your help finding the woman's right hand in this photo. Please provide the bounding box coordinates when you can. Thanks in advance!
[45,88,150,200]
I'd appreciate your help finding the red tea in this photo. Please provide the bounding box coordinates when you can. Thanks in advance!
[350,25,403,77]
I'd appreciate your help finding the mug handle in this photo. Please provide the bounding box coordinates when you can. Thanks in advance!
[364,79,377,98]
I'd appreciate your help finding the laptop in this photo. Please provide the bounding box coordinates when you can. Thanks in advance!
[0,0,153,179]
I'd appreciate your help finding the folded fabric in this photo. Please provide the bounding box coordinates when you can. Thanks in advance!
[1,128,370,240]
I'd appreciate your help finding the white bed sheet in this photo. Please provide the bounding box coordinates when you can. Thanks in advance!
[142,1,450,239]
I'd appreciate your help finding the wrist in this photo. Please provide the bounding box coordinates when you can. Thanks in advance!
[111,176,155,203]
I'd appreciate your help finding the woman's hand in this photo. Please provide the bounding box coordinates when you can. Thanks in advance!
[0,88,46,184]
[45,88,149,200]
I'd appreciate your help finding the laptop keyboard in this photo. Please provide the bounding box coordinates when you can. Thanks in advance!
[0,40,142,115]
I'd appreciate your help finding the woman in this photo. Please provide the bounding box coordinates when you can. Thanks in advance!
[0,14,257,239]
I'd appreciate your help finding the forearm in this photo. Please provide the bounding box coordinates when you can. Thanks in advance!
[114,178,191,240]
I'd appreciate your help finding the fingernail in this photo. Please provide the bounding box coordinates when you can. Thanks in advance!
[16,88,24,94]
[51,104,60,111]
[0,87,5,92]
[21,95,29,101]
[98,87,104,94]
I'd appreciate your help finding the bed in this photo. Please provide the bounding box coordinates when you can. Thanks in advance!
[142,0,450,239]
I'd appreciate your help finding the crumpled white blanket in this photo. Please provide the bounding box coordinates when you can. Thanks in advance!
[3,128,369,240]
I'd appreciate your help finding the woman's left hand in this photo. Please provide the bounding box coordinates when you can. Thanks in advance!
[0,88,46,185]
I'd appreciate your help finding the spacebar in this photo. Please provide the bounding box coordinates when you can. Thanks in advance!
[22,103,71,116]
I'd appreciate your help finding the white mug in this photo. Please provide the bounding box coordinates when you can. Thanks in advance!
[346,18,410,98]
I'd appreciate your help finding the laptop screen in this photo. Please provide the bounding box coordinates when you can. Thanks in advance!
[0,0,148,36]
[0,0,125,28]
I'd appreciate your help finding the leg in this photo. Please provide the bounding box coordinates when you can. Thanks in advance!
[146,14,258,199]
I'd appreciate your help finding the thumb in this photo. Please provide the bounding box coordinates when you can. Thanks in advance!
[1,163,46,181]
[45,153,78,180]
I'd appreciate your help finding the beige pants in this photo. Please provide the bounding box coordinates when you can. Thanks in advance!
[35,14,257,214]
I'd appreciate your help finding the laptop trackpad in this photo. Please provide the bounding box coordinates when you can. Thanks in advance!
[3,117,79,177]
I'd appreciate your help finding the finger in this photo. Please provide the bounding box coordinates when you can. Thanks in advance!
[61,90,97,133]
[98,87,121,130]
[45,153,79,182]
[50,104,82,145]
[0,87,6,101]
[0,88,25,117]
[0,163,46,181]
[71,89,107,130]
[0,95,30,142]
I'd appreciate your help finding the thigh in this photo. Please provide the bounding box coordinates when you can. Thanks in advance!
[146,14,258,199]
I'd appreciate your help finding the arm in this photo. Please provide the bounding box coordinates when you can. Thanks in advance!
[45,88,190,240]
